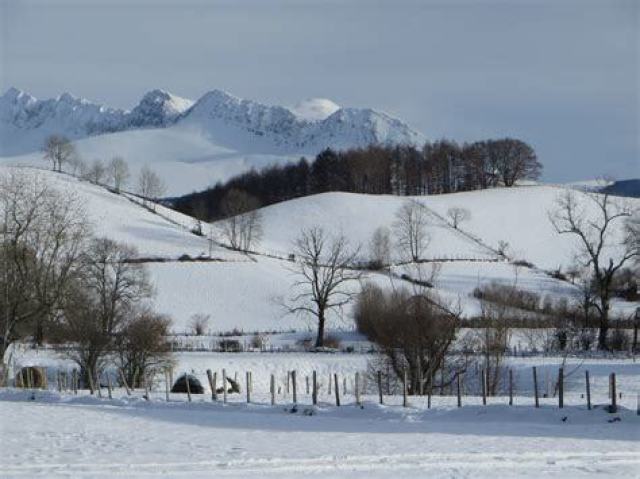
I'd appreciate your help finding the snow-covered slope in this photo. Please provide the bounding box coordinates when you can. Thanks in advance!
[0,165,227,260]
[3,166,636,333]
[245,187,638,271]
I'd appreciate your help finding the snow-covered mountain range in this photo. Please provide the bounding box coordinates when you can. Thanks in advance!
[0,87,425,157]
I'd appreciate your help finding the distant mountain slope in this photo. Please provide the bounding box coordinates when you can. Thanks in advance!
[600,179,640,198]
[0,87,425,157]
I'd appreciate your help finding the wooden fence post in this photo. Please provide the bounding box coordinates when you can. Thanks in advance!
[402,369,408,407]
[292,370,297,404]
[533,366,539,408]
[222,369,227,404]
[328,373,332,395]
[206,369,215,401]
[185,372,192,403]
[270,374,276,405]
[585,370,591,410]
[334,373,340,406]
[456,374,461,408]
[73,369,78,395]
[558,367,564,409]
[610,373,617,413]
[306,376,310,395]
[246,371,251,403]
[165,369,170,402]
[377,370,383,405]
[212,372,218,401]
[312,371,317,406]
[508,369,513,406]
[481,369,487,406]
[355,372,361,407]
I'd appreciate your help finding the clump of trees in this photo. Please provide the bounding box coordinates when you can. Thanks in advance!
[174,138,542,221]
[355,283,462,395]
[0,169,172,388]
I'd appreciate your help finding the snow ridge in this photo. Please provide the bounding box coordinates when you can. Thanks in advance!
[0,87,425,156]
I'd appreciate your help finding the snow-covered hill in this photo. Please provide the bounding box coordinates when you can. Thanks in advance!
[244,186,638,272]
[2,166,637,333]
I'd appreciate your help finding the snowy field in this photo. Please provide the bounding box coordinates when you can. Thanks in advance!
[1,354,639,479]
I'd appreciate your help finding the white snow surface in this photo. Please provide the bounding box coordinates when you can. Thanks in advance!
[1,166,637,333]
[1,354,639,479]
[248,187,639,270]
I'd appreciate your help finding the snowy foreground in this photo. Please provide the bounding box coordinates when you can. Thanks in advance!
[1,389,638,479]
[1,355,639,478]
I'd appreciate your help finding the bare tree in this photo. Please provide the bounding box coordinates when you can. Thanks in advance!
[138,165,166,210]
[43,135,76,172]
[189,313,210,335]
[368,226,391,269]
[550,189,639,349]
[283,227,361,348]
[447,206,471,229]
[0,170,89,360]
[86,159,106,185]
[68,155,86,177]
[219,189,263,251]
[107,156,130,193]
[394,200,430,262]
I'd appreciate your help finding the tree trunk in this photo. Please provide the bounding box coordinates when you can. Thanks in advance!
[315,310,325,348]
[598,301,610,350]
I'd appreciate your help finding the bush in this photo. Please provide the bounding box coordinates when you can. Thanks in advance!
[219,339,241,352]
[323,334,341,349]
[608,328,630,352]
[472,282,540,312]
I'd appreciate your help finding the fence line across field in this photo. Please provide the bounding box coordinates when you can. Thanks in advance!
[2,364,633,416]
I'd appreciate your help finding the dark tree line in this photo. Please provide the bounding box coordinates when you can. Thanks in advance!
[174,138,542,221]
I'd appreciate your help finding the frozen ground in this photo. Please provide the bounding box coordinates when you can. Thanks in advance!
[0,385,638,478]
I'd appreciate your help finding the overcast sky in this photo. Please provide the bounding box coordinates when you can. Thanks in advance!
[0,0,638,181]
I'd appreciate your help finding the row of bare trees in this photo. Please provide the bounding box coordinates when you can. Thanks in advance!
[43,135,166,206]
[0,170,171,387]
